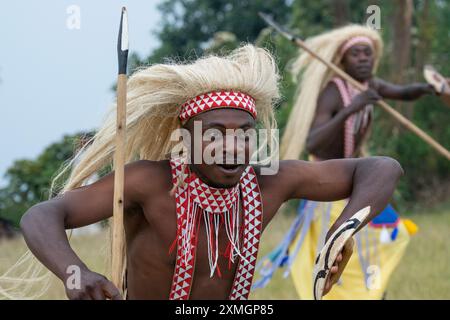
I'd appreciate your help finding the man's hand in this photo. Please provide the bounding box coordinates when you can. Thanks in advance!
[65,269,123,300]
[322,238,354,296]
[347,88,381,115]
[421,83,438,95]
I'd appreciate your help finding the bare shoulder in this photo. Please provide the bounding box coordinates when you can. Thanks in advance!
[253,160,310,196]
[253,160,305,181]
[124,159,173,202]
[126,159,171,180]
[322,81,340,95]
[318,81,343,112]
[273,160,313,184]
[254,159,349,200]
[38,160,174,229]
[251,161,316,222]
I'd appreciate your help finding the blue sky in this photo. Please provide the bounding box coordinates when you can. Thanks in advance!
[0,1,161,186]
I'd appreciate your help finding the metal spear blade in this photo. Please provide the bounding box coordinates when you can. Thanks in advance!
[117,7,129,75]
[258,12,298,42]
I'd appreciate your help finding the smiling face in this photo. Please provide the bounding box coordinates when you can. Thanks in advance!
[341,44,375,81]
[182,108,256,188]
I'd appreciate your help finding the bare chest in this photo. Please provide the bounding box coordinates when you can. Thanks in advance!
[124,188,281,299]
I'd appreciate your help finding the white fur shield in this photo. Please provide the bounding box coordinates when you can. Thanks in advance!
[312,206,371,300]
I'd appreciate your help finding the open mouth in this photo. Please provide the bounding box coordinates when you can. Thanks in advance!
[216,163,242,174]
[356,66,371,72]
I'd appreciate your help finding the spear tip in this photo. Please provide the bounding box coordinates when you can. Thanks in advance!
[258,11,297,42]
[117,7,129,75]
[119,7,129,52]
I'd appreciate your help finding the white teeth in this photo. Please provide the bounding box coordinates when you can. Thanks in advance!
[218,164,240,173]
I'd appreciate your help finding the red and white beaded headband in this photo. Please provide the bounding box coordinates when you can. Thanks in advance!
[179,91,257,122]
[340,36,374,56]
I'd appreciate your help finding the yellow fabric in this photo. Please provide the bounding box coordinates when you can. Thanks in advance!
[290,200,411,300]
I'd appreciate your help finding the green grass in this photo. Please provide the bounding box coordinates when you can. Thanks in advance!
[250,201,450,299]
[1,201,449,299]
[384,201,450,299]
[0,231,111,300]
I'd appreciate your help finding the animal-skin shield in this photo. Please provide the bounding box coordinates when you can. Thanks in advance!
[313,206,371,300]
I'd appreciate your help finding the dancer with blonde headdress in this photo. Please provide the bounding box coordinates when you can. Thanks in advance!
[1,42,405,300]
[254,24,434,300]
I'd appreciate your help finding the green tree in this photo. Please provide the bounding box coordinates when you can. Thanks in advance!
[368,0,450,208]
[4,1,447,228]
[128,0,450,209]
[0,131,94,227]
[129,0,291,71]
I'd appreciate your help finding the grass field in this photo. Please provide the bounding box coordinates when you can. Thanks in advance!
[1,201,449,300]
[251,200,450,299]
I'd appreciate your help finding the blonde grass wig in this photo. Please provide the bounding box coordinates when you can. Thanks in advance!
[0,44,280,299]
[281,24,383,160]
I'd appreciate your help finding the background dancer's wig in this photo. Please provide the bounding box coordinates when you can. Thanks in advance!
[0,44,280,299]
[281,24,383,160]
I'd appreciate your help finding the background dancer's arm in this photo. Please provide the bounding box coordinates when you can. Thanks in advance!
[20,160,156,300]
[372,77,435,101]
[306,83,381,154]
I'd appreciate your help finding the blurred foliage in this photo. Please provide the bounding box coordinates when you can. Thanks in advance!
[128,0,291,71]
[0,132,94,227]
[133,0,449,210]
[1,1,449,226]
[367,0,450,209]
[133,0,450,209]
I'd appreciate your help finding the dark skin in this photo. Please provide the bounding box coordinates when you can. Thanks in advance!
[307,44,435,159]
[20,108,403,300]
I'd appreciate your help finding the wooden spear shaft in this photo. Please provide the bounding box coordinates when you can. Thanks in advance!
[112,7,128,291]
[259,13,450,161]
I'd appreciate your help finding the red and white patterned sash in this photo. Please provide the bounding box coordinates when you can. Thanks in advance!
[168,158,263,300]
[331,77,372,158]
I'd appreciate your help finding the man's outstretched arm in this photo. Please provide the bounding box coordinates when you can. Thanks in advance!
[278,156,403,238]
[372,77,435,101]
[19,160,157,299]
[276,156,402,294]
